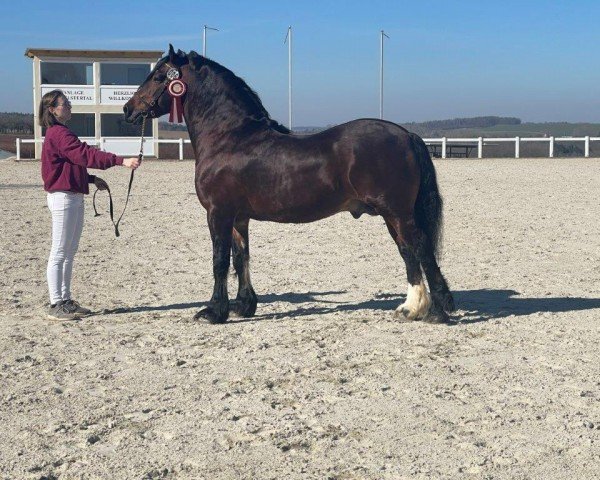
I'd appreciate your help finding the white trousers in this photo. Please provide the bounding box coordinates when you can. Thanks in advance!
[46,192,84,304]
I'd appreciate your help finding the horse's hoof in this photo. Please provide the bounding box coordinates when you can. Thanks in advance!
[443,293,456,313]
[394,307,419,322]
[229,299,257,318]
[194,306,228,324]
[423,310,451,324]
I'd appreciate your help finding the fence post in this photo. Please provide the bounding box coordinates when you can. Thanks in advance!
[98,137,104,151]
[442,137,447,159]
[16,138,20,160]
[549,136,554,158]
[179,138,184,160]
[478,137,483,159]
[585,136,590,158]
[515,136,520,159]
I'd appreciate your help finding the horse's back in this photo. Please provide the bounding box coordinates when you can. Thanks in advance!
[303,118,411,142]
[295,119,422,207]
[272,118,416,169]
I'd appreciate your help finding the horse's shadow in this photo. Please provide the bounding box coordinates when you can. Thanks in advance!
[100,289,600,324]
[99,291,344,316]
[449,289,600,324]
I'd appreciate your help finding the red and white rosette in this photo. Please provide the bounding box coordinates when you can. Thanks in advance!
[167,79,187,123]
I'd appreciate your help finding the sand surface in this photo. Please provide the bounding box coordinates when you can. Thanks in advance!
[1,158,599,479]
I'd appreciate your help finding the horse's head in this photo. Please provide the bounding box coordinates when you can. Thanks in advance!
[124,44,190,123]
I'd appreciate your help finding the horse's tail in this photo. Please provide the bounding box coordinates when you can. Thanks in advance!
[410,132,443,259]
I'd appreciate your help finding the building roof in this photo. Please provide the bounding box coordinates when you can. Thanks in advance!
[25,48,164,60]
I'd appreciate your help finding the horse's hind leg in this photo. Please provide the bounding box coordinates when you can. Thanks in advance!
[410,226,455,318]
[384,219,430,321]
[385,216,454,323]
[410,223,455,322]
[230,217,257,317]
[417,238,455,323]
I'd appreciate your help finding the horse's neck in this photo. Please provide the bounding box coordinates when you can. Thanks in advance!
[183,69,269,142]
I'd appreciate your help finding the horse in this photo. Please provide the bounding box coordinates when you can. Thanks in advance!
[124,45,455,325]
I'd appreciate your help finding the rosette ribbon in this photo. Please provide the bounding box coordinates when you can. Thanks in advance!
[167,79,187,123]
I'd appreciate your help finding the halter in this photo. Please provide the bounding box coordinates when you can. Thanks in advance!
[137,62,182,118]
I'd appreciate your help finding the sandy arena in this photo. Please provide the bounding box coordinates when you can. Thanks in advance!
[1,157,599,479]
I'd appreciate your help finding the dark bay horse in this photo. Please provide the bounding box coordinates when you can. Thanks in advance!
[124,45,455,324]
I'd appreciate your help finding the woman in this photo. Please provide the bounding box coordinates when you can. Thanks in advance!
[40,89,140,320]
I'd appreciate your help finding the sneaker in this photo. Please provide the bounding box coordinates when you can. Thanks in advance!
[48,301,81,321]
[63,299,92,316]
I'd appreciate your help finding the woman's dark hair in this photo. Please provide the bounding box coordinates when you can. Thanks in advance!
[38,89,65,128]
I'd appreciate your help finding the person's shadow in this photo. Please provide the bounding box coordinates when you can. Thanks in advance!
[100,289,600,325]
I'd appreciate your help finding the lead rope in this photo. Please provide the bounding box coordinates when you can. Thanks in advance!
[93,114,146,237]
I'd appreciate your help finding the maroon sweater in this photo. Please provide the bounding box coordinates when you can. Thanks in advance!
[41,124,124,194]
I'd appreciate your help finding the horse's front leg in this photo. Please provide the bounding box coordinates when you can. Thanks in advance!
[230,217,257,317]
[194,212,234,324]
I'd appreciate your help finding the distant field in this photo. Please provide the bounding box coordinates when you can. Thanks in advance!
[434,122,600,138]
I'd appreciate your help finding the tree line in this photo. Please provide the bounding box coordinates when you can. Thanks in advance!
[404,116,521,137]
[158,121,188,131]
[0,112,34,134]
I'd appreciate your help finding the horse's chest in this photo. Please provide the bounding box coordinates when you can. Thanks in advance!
[194,164,243,207]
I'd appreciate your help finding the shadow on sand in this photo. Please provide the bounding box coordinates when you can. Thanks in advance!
[450,289,600,324]
[99,289,600,325]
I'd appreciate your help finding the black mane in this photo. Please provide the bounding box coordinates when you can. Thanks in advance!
[186,51,290,134]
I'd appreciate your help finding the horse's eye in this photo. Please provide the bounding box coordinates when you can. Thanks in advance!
[154,74,166,82]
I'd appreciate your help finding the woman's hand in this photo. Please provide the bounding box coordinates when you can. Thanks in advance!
[122,157,141,170]
[94,176,109,191]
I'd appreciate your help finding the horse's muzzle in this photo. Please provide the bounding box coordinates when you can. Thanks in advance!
[122,105,143,124]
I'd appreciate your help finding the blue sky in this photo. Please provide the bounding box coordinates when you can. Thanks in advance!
[1,0,600,125]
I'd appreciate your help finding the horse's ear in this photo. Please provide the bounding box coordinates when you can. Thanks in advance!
[168,44,176,62]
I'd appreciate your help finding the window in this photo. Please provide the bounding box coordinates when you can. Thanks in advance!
[42,114,95,137]
[101,114,151,137]
[70,114,95,137]
[101,63,150,85]
[41,62,93,85]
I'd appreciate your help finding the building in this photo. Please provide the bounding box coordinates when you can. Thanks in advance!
[25,48,164,159]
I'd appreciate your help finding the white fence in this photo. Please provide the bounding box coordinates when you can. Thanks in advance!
[423,136,600,159]
[15,135,600,160]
